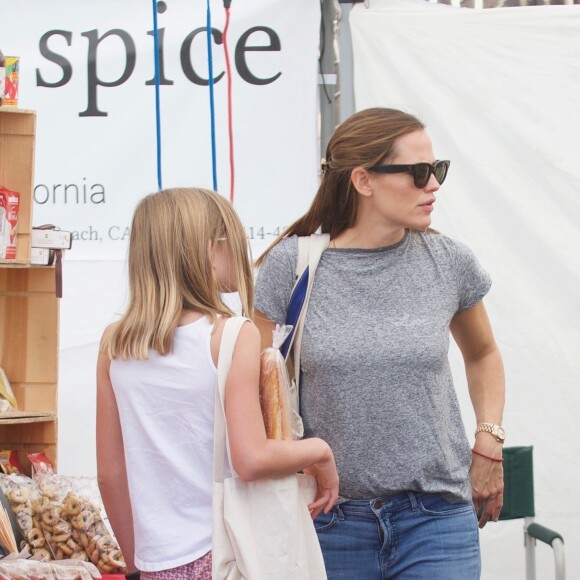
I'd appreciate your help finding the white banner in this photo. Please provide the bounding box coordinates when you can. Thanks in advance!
[1,0,322,478]
[3,0,321,260]
[351,1,580,578]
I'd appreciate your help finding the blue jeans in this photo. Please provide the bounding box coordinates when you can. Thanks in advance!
[314,492,480,579]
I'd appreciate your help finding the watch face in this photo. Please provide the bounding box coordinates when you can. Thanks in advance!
[496,427,506,441]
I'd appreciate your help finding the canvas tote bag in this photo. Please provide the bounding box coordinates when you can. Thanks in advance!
[212,316,327,580]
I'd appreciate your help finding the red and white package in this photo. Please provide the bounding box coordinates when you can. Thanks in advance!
[0,187,19,260]
[27,453,54,477]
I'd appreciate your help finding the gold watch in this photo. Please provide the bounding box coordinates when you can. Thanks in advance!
[474,423,505,444]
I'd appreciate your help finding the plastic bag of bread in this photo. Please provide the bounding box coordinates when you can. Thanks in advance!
[61,477,125,573]
[62,487,126,574]
[30,470,69,562]
[0,473,33,553]
[50,559,101,580]
[0,557,51,580]
[259,324,294,440]
[0,558,33,580]
[30,473,126,573]
[0,557,100,580]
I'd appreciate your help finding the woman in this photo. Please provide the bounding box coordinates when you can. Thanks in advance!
[254,108,504,579]
[96,188,338,579]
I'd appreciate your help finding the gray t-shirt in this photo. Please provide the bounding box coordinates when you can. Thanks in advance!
[255,229,492,503]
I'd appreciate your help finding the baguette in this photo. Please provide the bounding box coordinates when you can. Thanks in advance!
[259,348,292,440]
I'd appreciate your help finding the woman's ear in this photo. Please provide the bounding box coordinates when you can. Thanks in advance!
[351,167,373,197]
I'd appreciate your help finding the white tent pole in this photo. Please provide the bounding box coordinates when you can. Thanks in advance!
[319,0,339,155]
[320,0,358,157]
[337,2,357,123]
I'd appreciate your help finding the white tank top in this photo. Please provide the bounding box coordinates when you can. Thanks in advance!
[109,316,217,571]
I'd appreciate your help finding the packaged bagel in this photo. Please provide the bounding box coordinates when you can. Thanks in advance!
[63,487,126,573]
[30,470,67,561]
[30,472,126,573]
[259,324,294,440]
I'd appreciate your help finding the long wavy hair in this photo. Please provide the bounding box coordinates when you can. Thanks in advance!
[256,107,425,266]
[104,187,254,360]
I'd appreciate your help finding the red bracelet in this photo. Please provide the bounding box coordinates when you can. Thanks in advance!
[471,448,503,463]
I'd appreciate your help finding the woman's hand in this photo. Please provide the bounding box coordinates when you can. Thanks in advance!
[303,449,339,519]
[470,441,504,528]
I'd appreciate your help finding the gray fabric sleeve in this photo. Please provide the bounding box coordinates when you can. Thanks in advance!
[254,236,298,324]
[452,238,492,311]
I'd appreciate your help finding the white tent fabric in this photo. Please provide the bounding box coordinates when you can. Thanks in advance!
[351,1,580,578]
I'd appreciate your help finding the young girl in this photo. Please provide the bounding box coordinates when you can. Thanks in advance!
[96,187,338,579]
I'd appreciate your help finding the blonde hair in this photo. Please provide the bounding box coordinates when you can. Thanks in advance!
[256,108,425,266]
[104,187,253,360]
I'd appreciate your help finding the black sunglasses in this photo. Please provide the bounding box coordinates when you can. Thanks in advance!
[367,160,451,189]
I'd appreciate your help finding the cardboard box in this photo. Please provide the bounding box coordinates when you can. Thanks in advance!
[31,247,54,265]
[3,56,19,108]
[32,227,72,249]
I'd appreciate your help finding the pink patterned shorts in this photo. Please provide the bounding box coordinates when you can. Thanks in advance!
[140,551,212,580]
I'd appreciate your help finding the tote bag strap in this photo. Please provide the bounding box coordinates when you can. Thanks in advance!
[284,233,330,388]
[280,266,309,359]
[280,233,330,360]
[213,316,248,484]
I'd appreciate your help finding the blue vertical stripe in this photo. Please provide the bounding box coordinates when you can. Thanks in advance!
[207,0,218,191]
[152,0,163,190]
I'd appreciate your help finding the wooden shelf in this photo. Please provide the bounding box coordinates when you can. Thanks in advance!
[0,108,59,475]
[0,411,56,425]
[0,259,30,267]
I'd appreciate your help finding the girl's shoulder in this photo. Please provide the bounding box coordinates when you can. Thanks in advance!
[99,320,120,348]
[229,317,260,355]
[98,320,121,365]
[213,315,257,343]
[211,315,259,365]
